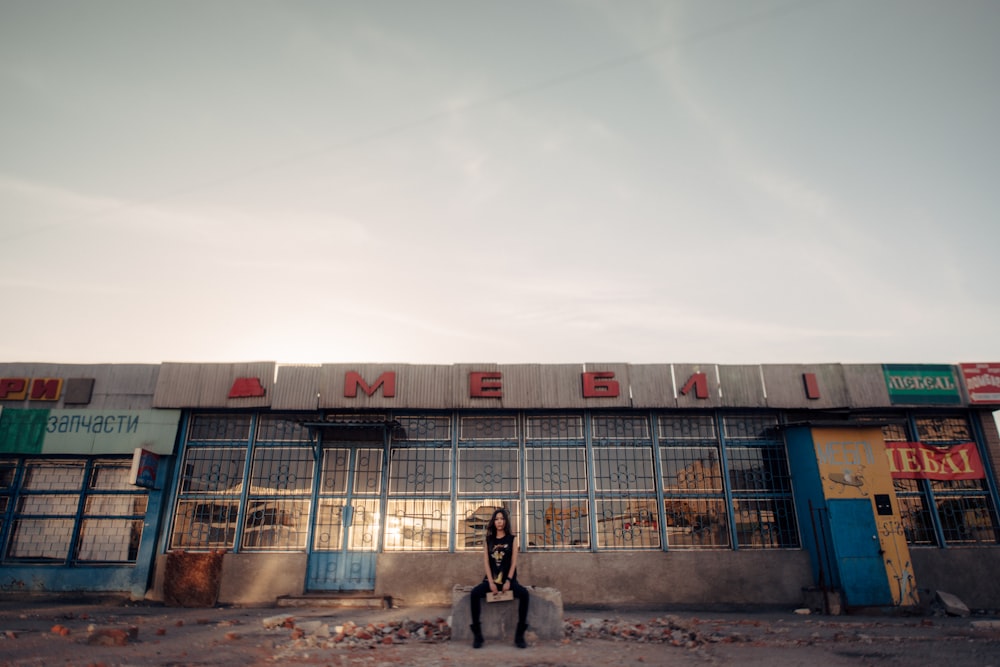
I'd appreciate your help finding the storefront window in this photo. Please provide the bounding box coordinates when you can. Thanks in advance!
[3,458,147,564]
[525,414,589,549]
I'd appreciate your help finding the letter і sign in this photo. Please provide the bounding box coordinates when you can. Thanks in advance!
[885,442,984,481]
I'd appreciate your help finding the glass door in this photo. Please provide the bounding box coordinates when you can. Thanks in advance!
[306,446,383,591]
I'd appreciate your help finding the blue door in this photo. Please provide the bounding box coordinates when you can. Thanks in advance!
[306,446,383,591]
[828,499,891,607]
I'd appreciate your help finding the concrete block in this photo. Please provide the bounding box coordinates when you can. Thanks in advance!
[935,590,970,617]
[451,585,562,642]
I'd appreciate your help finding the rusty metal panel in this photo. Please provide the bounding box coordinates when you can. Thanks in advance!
[629,364,677,408]
[672,363,722,408]
[153,362,274,408]
[763,364,849,409]
[843,364,892,408]
[271,365,322,411]
[719,365,767,407]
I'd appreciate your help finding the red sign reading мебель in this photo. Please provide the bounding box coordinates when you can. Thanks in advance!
[960,363,1000,404]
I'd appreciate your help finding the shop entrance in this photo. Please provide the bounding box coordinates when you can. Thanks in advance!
[827,498,892,606]
[306,445,384,591]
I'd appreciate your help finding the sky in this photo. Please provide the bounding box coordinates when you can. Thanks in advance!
[1,0,998,367]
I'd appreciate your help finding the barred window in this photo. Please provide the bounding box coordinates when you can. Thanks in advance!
[460,415,518,441]
[385,445,451,551]
[457,501,520,551]
[661,413,798,550]
[256,416,312,442]
[724,416,797,548]
[661,415,728,549]
[241,446,313,551]
[526,499,589,549]
[457,449,519,497]
[591,414,650,440]
[394,415,452,442]
[170,415,251,551]
[3,459,147,564]
[384,498,450,551]
[526,446,589,549]
[596,498,659,549]
[526,415,584,441]
[188,414,252,441]
[914,416,999,546]
[387,448,451,496]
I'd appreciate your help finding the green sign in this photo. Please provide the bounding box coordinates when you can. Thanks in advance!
[0,409,181,455]
[883,364,962,405]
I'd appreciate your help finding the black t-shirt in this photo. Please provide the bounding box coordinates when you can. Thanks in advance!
[487,533,515,584]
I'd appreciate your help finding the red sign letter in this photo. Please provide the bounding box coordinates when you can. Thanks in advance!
[30,378,63,401]
[0,378,28,401]
[228,377,266,398]
[582,372,619,398]
[344,371,396,398]
[470,372,503,398]
[679,372,709,399]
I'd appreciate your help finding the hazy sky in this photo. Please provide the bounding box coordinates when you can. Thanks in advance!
[1,0,997,366]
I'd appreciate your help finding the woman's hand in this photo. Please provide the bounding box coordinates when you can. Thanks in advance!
[489,581,499,594]
[502,580,511,592]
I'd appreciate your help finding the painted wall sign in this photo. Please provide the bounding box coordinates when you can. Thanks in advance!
[960,363,1000,404]
[0,408,181,455]
[883,364,961,405]
[885,442,985,481]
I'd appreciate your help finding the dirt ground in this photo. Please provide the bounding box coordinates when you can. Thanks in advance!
[1,595,999,667]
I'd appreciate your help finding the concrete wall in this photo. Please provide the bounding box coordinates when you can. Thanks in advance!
[911,547,1000,610]
[376,550,814,609]
[148,552,308,606]
[217,553,307,606]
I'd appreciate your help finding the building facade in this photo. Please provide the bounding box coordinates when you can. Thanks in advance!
[2,361,999,610]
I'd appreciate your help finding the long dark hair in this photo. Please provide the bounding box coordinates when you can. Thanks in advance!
[487,507,515,541]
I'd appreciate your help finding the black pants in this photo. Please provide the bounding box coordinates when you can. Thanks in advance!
[470,578,529,626]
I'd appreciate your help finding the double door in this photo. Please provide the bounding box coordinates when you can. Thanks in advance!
[306,446,384,591]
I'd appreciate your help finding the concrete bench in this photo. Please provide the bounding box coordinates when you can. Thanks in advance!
[450,585,563,642]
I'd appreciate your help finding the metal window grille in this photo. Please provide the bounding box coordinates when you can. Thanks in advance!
[722,414,778,440]
[170,415,250,551]
[660,415,729,550]
[525,446,589,550]
[592,414,650,440]
[595,498,660,549]
[459,415,518,441]
[457,501,520,551]
[731,497,797,549]
[724,415,798,548]
[384,445,451,551]
[912,416,999,545]
[241,446,313,551]
[384,498,450,551]
[457,448,519,496]
[526,415,584,441]
[663,498,730,549]
[394,415,452,442]
[188,414,252,441]
[2,458,147,564]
